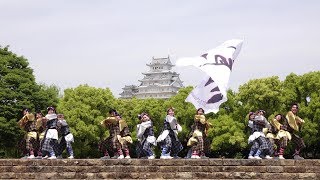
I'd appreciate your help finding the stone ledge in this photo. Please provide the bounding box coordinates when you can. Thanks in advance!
[1,159,320,179]
[1,172,319,179]
[2,165,317,174]
[0,159,317,167]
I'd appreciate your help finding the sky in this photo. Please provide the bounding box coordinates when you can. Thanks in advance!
[1,0,319,97]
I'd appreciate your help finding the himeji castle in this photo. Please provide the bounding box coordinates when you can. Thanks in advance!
[120,56,184,99]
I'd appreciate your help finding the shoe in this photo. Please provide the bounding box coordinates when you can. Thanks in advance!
[42,155,48,159]
[200,155,209,159]
[167,156,173,159]
[254,156,262,159]
[125,156,131,159]
[68,156,74,159]
[48,156,57,159]
[57,155,63,159]
[191,155,200,159]
[21,155,28,159]
[117,155,124,159]
[160,155,173,159]
[148,155,155,159]
[265,155,273,159]
[27,155,35,159]
[100,155,110,159]
[173,156,181,159]
[248,155,255,159]
[35,156,42,159]
[294,155,304,160]
[160,155,167,159]
[279,155,285,159]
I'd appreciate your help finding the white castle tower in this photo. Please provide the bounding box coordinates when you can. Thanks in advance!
[120,56,184,99]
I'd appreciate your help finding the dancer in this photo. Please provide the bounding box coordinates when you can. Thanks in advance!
[285,103,305,159]
[42,106,59,159]
[136,112,156,159]
[157,107,183,159]
[247,112,259,159]
[35,112,46,158]
[99,109,122,159]
[267,114,291,159]
[56,114,74,159]
[116,113,133,159]
[187,108,211,159]
[18,108,36,159]
[248,110,273,159]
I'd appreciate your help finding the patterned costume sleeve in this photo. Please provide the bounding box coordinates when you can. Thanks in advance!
[286,111,302,131]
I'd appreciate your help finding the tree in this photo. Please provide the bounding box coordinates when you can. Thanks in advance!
[282,73,301,109]
[0,46,59,157]
[294,72,320,158]
[57,85,116,158]
[115,98,165,137]
[237,76,284,118]
[207,115,246,158]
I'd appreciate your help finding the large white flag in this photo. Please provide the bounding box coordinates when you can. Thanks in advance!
[185,75,227,113]
[176,39,243,113]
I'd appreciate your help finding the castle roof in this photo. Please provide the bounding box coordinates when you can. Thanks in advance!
[146,56,174,67]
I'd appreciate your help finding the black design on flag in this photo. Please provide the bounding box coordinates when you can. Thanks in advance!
[204,77,223,104]
[200,46,237,70]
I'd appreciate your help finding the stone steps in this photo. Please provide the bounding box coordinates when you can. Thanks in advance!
[0,159,320,179]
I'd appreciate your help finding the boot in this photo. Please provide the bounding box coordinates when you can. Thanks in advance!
[124,149,131,159]
[191,151,200,159]
[117,149,124,159]
[293,149,304,160]
[160,147,172,159]
[100,150,110,159]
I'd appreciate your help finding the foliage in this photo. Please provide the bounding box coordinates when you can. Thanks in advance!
[57,85,116,158]
[0,46,59,157]
[237,76,284,117]
[208,115,247,158]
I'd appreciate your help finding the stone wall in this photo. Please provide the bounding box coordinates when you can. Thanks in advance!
[1,159,320,179]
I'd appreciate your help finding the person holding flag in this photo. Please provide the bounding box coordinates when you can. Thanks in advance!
[187,108,212,159]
